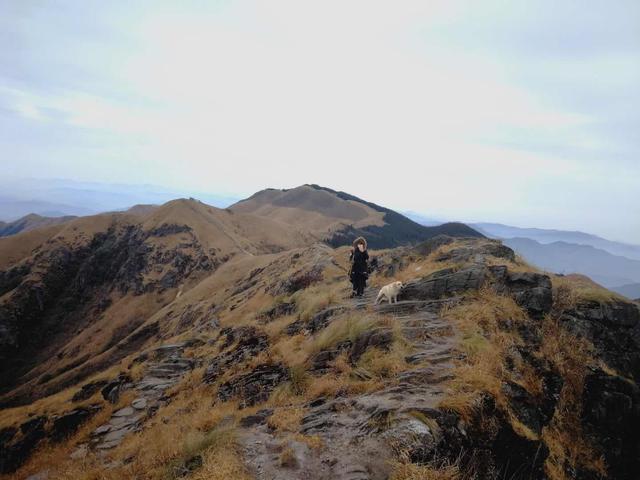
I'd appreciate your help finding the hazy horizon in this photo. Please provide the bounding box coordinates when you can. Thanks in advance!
[2,1,639,242]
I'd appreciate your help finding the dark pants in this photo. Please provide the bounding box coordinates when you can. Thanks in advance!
[351,272,367,296]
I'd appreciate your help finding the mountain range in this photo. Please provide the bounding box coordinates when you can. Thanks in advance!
[0,184,638,479]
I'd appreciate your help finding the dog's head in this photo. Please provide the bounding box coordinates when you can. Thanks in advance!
[395,281,404,289]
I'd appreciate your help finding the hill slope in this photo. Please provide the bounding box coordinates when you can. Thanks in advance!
[0,235,638,479]
[231,184,482,248]
[0,213,76,238]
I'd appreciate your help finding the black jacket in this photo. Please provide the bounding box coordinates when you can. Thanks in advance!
[350,249,369,275]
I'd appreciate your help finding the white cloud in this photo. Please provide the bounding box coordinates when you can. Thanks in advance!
[0,0,638,242]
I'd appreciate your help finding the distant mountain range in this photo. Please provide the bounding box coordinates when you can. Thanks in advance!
[0,178,239,221]
[464,223,640,299]
[471,222,640,261]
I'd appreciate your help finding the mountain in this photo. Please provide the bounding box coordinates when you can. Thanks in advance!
[0,213,77,238]
[502,237,640,288]
[1,190,639,479]
[230,184,483,248]
[473,222,640,260]
[0,178,240,222]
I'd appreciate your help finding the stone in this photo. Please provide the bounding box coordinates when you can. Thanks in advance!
[113,407,135,417]
[203,327,269,384]
[218,363,289,407]
[132,398,147,409]
[69,444,88,460]
[239,409,274,427]
[51,406,100,442]
[582,368,640,479]
[72,379,108,402]
[349,329,393,363]
[93,424,111,435]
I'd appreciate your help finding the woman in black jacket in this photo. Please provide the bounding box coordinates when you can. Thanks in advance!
[349,236,369,297]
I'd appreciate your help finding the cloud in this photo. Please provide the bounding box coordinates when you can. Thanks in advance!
[0,0,638,242]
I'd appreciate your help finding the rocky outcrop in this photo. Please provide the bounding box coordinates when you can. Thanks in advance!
[286,306,347,335]
[561,300,640,381]
[203,327,269,384]
[399,264,552,317]
[50,405,101,442]
[582,368,640,479]
[218,363,289,407]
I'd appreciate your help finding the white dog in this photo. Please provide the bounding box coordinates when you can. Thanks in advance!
[375,281,404,305]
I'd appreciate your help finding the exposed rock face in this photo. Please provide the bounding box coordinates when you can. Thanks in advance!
[50,406,101,442]
[72,380,108,402]
[218,363,289,407]
[0,417,47,474]
[400,264,552,317]
[286,306,347,335]
[582,369,640,479]
[203,327,269,384]
[0,223,214,401]
[562,300,640,381]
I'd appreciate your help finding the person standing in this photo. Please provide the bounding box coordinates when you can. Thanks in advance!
[349,236,369,297]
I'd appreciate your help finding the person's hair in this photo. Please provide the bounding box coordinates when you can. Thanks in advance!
[352,236,367,249]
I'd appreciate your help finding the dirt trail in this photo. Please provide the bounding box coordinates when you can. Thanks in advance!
[240,286,461,480]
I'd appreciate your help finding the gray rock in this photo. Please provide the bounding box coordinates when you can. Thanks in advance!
[113,407,134,417]
[132,398,147,409]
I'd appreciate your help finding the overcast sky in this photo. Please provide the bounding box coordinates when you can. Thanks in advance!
[1,1,639,242]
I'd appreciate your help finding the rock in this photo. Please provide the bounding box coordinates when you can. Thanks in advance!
[435,242,516,264]
[72,379,108,402]
[582,368,640,479]
[286,306,347,335]
[413,235,454,256]
[382,416,437,462]
[258,301,296,322]
[172,454,203,477]
[562,300,640,381]
[51,406,100,442]
[0,417,47,474]
[494,268,553,317]
[239,409,274,427]
[218,363,289,407]
[69,444,88,460]
[501,381,544,435]
[349,329,393,363]
[203,327,269,384]
[113,407,135,417]
[400,266,488,301]
[132,398,147,409]
[101,373,132,404]
[25,470,49,480]
[93,424,111,435]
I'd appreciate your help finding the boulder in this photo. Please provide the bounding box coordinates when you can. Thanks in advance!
[399,266,488,301]
[239,409,274,427]
[50,406,101,442]
[101,373,133,403]
[349,329,393,363]
[72,379,108,402]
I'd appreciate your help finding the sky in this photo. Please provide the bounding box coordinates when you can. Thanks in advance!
[1,0,639,243]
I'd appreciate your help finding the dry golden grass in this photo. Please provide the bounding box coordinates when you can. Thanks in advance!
[552,274,625,305]
[309,313,374,354]
[438,287,527,419]
[537,315,606,479]
[293,433,324,450]
[267,407,305,433]
[389,460,461,480]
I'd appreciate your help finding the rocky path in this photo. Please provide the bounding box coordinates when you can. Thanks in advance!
[240,286,461,480]
[83,344,194,454]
